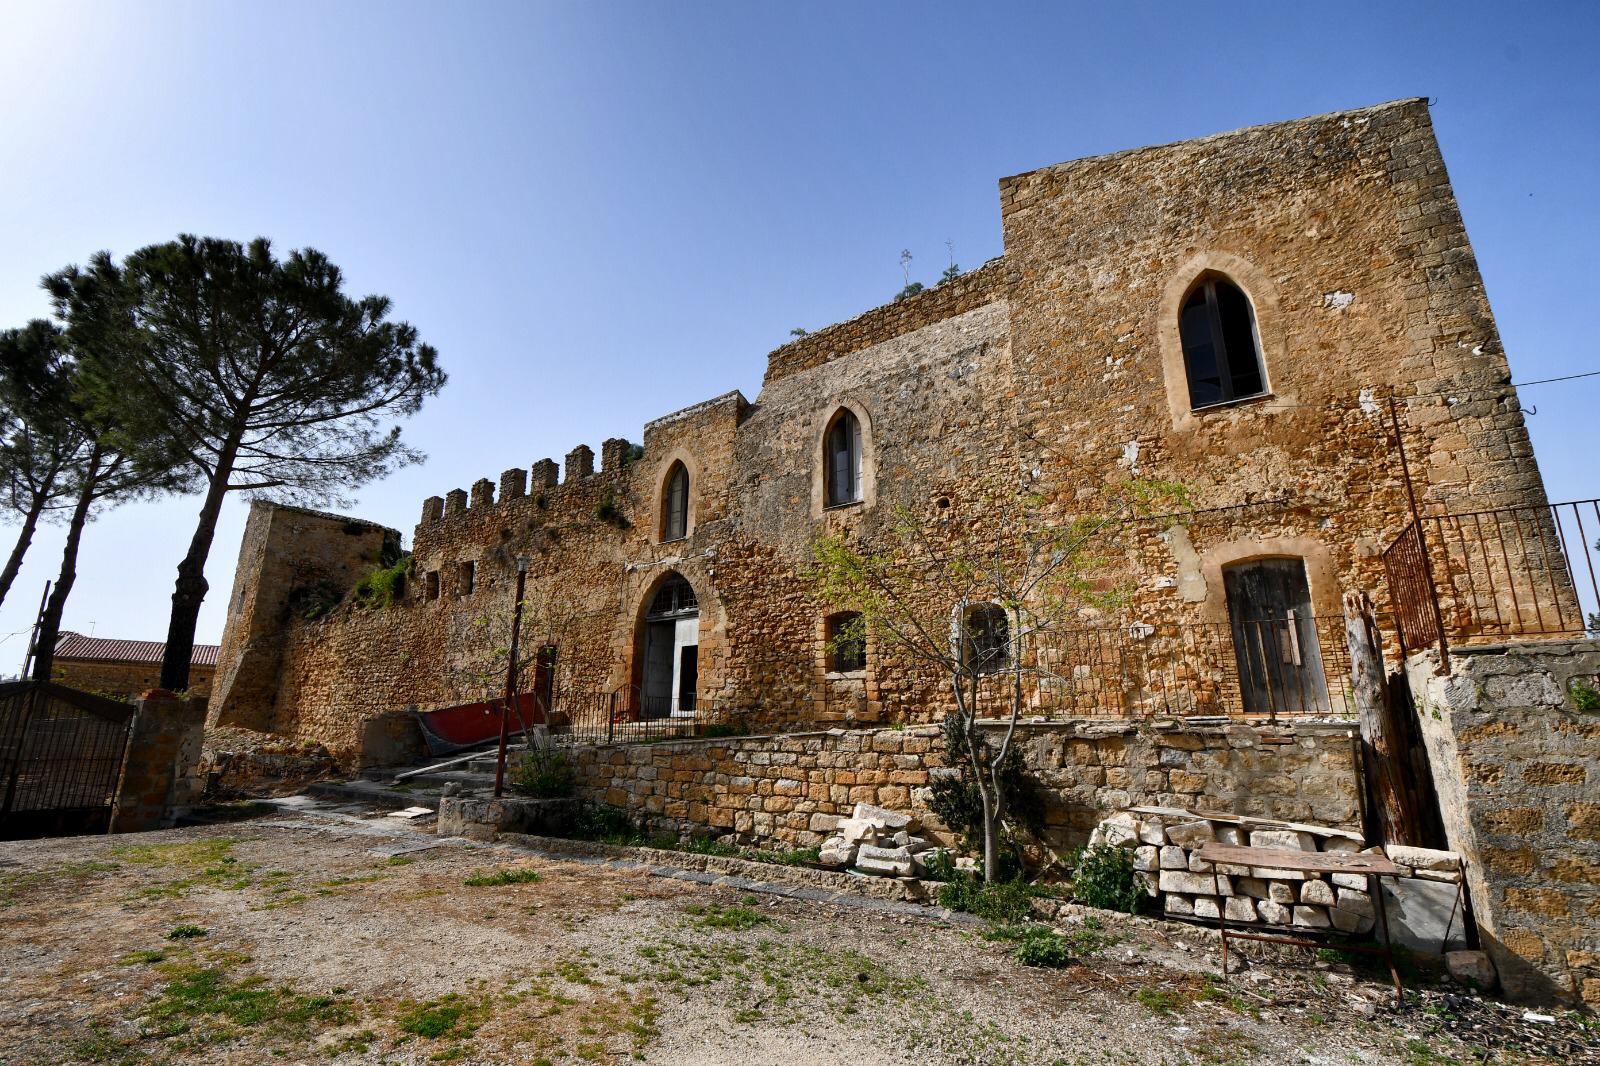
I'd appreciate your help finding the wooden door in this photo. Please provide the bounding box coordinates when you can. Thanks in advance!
[1223,559,1331,715]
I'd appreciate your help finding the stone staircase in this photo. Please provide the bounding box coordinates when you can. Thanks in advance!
[306,743,527,812]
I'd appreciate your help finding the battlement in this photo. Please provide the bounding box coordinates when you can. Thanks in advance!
[417,440,641,527]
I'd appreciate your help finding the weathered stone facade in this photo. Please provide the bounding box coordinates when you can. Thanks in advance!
[1409,640,1600,1005]
[53,657,214,701]
[560,720,1361,852]
[214,98,1555,762]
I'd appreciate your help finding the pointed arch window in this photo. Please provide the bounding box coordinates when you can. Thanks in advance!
[662,462,689,542]
[825,409,863,506]
[1179,276,1267,409]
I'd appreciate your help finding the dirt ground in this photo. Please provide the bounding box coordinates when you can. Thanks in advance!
[0,804,1591,1065]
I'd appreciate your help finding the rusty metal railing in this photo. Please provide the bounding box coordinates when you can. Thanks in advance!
[1384,498,1598,657]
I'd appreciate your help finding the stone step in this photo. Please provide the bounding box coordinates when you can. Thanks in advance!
[306,778,448,811]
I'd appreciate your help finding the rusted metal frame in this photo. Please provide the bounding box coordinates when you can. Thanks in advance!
[1211,870,1403,1004]
[1571,502,1600,628]
[1528,503,1568,633]
[1388,398,1449,671]
[1491,511,1524,637]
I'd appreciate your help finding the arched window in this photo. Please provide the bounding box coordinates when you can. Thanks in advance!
[1179,276,1266,409]
[960,604,1010,674]
[825,409,862,506]
[826,611,866,673]
[661,462,689,542]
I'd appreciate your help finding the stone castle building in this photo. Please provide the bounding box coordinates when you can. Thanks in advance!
[211,97,1552,763]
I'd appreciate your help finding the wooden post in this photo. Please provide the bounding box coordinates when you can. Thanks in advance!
[1343,590,1420,845]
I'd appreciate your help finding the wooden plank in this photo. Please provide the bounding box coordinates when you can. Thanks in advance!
[1194,842,1403,875]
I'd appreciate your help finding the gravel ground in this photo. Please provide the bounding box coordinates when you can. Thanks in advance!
[0,804,1592,1065]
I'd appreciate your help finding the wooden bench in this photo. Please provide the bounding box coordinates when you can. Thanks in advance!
[1193,842,1406,1000]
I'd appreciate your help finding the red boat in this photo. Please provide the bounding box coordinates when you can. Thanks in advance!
[413,693,547,755]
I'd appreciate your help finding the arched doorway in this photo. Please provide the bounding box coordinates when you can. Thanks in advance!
[639,574,699,719]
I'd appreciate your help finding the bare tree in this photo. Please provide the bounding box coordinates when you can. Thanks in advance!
[808,481,1182,881]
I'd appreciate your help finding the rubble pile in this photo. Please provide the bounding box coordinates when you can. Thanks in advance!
[817,803,939,878]
[1091,806,1464,934]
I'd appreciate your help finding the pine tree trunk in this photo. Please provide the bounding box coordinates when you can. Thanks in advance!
[160,468,233,692]
[0,492,47,613]
[30,452,101,683]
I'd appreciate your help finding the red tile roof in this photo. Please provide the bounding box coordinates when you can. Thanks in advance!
[53,632,220,668]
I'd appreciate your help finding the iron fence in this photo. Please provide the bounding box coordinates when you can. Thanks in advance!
[0,681,135,839]
[1385,498,1598,656]
[540,688,748,747]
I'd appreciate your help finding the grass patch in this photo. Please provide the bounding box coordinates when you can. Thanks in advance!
[0,860,120,909]
[144,963,352,1042]
[464,867,543,887]
[166,924,208,940]
[119,948,167,965]
[397,993,489,1040]
[682,902,771,930]
[114,838,258,898]
[1135,984,1186,1015]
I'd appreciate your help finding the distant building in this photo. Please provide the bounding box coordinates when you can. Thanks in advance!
[51,632,218,700]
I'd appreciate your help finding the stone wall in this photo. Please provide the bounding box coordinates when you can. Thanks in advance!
[211,501,398,735]
[53,659,214,701]
[1408,639,1600,1005]
[110,694,208,833]
[563,719,1362,851]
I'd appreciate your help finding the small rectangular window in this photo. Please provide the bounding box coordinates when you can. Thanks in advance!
[425,571,440,601]
[827,612,866,672]
[458,561,475,596]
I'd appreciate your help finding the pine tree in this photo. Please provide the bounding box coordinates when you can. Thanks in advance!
[47,236,445,690]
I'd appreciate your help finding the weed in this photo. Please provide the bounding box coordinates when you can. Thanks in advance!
[385,855,416,866]
[119,949,167,965]
[464,867,543,887]
[1136,985,1184,1015]
[509,748,575,799]
[1014,929,1075,968]
[166,924,208,940]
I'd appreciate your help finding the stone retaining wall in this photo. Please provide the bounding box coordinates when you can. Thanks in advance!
[566,719,1363,852]
[1409,639,1600,1006]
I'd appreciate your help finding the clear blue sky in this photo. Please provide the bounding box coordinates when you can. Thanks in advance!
[0,1,1595,659]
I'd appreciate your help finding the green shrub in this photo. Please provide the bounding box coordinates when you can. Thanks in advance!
[509,749,575,799]
[1570,677,1600,712]
[166,924,207,940]
[1071,844,1142,914]
[936,875,1035,924]
[700,722,742,739]
[594,489,630,527]
[350,553,409,610]
[926,715,1043,879]
[1014,928,1075,968]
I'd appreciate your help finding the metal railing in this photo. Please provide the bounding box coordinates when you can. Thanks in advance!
[540,688,747,747]
[1385,498,1598,657]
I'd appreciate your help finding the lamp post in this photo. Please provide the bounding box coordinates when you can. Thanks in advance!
[493,554,532,798]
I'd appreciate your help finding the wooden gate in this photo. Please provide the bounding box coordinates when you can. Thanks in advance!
[0,681,135,840]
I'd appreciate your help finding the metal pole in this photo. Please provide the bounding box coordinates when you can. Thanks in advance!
[1388,397,1450,671]
[21,581,50,680]
[493,560,530,798]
